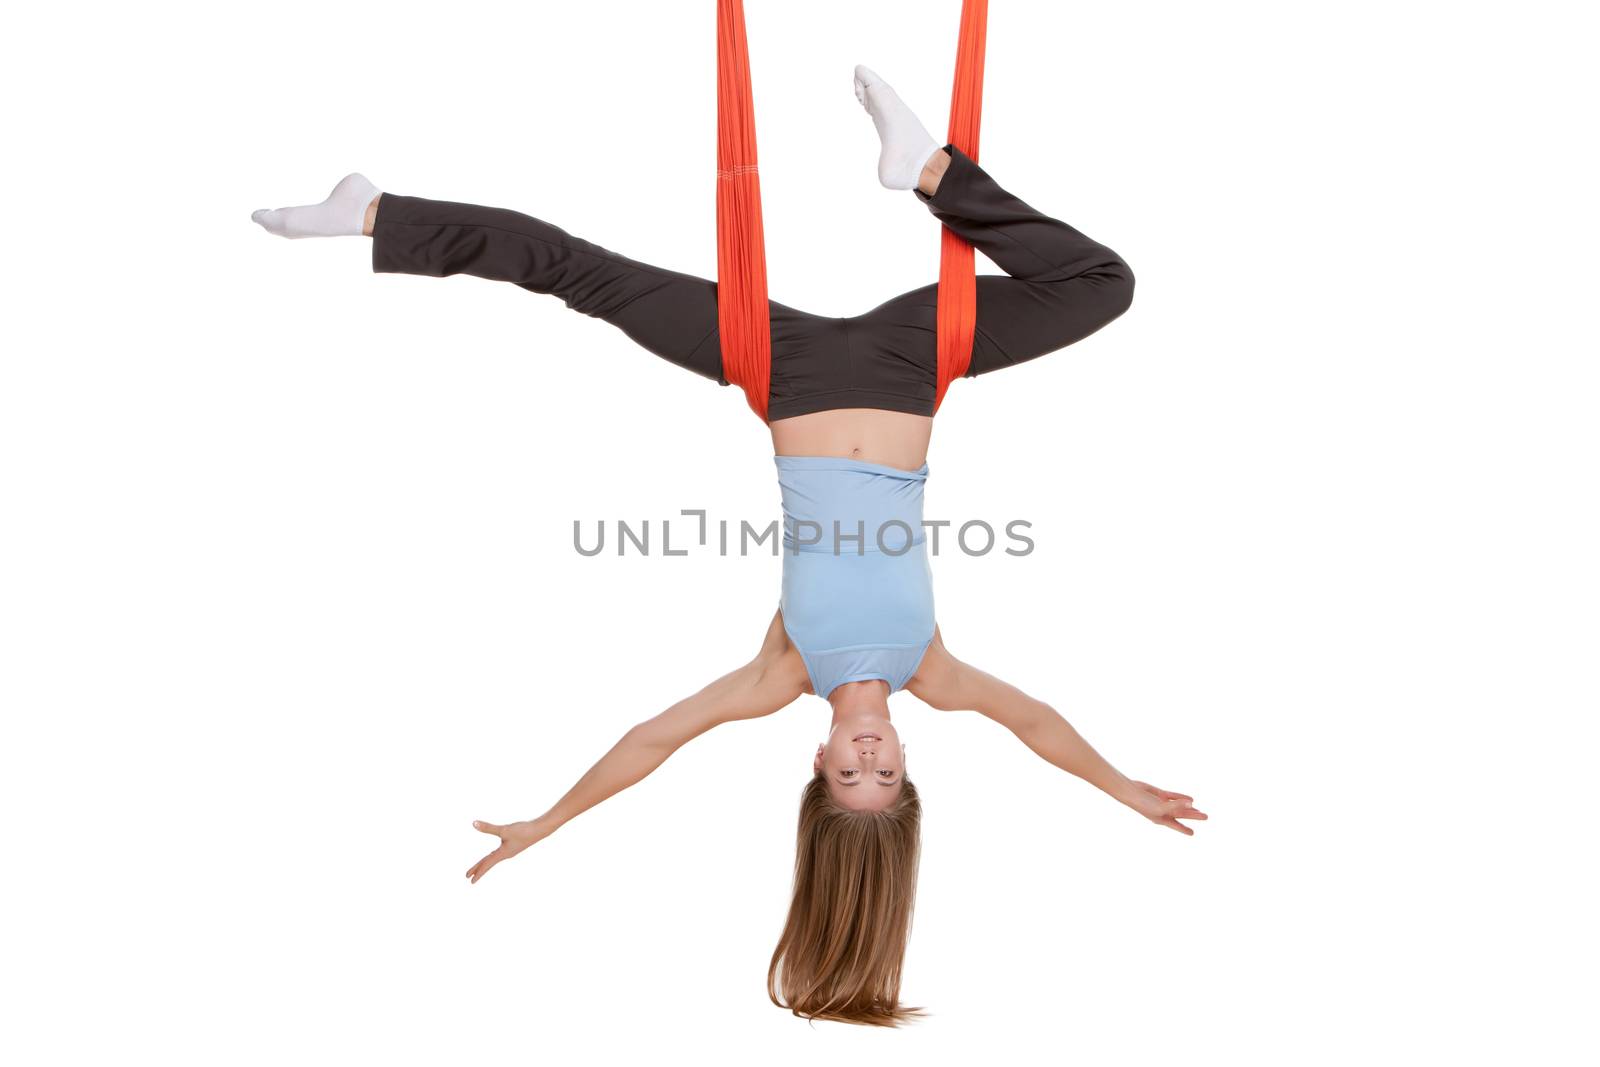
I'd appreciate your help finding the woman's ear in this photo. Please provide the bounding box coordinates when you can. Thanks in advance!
[813,743,824,775]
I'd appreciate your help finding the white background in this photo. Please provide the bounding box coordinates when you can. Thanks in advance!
[3,1,1596,1062]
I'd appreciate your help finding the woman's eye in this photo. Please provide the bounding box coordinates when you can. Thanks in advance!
[877,769,894,778]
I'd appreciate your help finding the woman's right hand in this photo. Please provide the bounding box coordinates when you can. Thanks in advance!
[1119,780,1208,835]
[465,817,554,884]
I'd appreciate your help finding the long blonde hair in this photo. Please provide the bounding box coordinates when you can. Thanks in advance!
[767,771,925,1026]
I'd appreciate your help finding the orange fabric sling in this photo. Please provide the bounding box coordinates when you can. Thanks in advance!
[716,0,989,422]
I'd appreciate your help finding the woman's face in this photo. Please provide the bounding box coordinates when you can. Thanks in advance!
[814,719,907,810]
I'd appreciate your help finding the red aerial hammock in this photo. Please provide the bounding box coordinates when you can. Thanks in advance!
[716,0,989,422]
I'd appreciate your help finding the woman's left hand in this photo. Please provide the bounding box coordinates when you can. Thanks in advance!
[1120,780,1208,835]
[465,817,554,883]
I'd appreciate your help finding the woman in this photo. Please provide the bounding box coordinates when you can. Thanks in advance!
[252,65,1206,1025]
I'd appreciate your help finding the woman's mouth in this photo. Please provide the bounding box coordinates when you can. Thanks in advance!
[853,733,882,742]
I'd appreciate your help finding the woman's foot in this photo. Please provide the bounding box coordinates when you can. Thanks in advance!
[853,65,940,191]
[251,172,382,238]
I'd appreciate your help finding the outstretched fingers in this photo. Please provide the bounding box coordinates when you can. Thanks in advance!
[466,846,510,883]
[466,820,510,883]
[1159,798,1208,835]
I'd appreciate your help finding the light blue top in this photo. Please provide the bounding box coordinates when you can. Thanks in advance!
[775,455,936,700]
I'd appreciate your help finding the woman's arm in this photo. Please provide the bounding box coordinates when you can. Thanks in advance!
[466,610,809,882]
[906,629,1206,835]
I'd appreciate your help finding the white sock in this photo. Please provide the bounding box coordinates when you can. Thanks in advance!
[251,172,382,238]
[853,65,941,191]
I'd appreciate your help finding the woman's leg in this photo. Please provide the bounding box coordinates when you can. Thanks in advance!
[366,192,732,383]
[255,176,839,408]
[849,144,1135,380]
[367,193,849,407]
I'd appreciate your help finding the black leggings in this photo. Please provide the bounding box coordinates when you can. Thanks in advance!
[370,145,1134,420]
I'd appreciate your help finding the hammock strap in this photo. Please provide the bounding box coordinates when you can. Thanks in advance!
[715,0,990,422]
[934,0,988,411]
[715,0,771,421]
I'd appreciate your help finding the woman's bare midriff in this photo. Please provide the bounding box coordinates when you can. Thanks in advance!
[768,408,934,471]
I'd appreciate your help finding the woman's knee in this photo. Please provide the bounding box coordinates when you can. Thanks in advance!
[968,264,1135,374]
[1042,259,1135,340]
[1101,258,1135,319]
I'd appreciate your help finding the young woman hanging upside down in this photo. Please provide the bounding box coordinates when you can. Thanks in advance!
[251,65,1206,1027]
